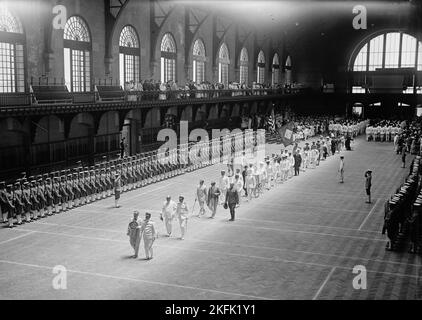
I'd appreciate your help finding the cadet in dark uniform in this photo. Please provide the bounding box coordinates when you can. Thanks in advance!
[13,182,24,225]
[53,177,62,213]
[29,181,39,221]
[4,185,15,227]
[60,175,69,212]
[37,178,47,218]
[45,177,54,216]
[0,182,8,223]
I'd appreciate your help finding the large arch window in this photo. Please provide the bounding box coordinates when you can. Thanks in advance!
[64,16,91,92]
[160,33,176,83]
[0,5,25,93]
[257,50,265,84]
[239,47,248,84]
[119,25,140,88]
[192,38,205,83]
[218,43,229,87]
[272,53,280,85]
[352,32,422,71]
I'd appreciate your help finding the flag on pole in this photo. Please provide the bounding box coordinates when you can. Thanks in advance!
[277,121,295,146]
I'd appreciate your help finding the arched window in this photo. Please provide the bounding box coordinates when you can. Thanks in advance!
[239,47,248,84]
[0,4,25,93]
[257,50,265,84]
[192,38,205,84]
[160,33,176,83]
[352,32,422,71]
[272,53,280,86]
[63,16,91,92]
[119,25,140,88]
[218,43,229,87]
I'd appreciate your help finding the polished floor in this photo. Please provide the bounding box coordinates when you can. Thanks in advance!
[0,137,421,300]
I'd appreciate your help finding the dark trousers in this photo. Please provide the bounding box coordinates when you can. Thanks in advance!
[228,203,236,220]
[294,166,300,176]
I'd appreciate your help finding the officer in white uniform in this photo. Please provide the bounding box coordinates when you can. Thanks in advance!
[161,195,176,237]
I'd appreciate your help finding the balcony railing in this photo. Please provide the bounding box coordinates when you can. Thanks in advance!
[0,87,309,108]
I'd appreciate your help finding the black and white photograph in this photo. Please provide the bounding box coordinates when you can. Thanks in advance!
[0,0,421,308]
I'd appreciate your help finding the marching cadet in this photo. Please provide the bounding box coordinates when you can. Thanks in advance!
[22,182,32,222]
[121,164,128,192]
[29,181,39,220]
[53,177,61,213]
[126,162,134,191]
[72,173,80,207]
[127,210,141,258]
[5,185,15,227]
[218,170,229,205]
[106,168,113,197]
[139,212,157,260]
[161,195,176,236]
[44,178,53,215]
[13,182,24,225]
[114,172,122,208]
[195,180,208,217]
[176,195,189,240]
[66,174,75,210]
[0,182,8,223]
[60,175,69,211]
[89,170,98,202]
[79,172,87,205]
[37,178,47,218]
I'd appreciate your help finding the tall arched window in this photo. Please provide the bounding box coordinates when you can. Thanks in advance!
[119,25,140,88]
[257,50,265,84]
[64,16,91,92]
[218,43,229,87]
[160,33,176,83]
[0,5,25,93]
[192,38,205,83]
[239,47,248,84]
[352,32,422,71]
[272,53,280,86]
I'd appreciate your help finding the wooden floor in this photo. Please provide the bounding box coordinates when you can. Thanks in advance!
[0,137,421,300]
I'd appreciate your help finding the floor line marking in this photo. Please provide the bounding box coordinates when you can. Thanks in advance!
[313,267,336,300]
[0,231,35,245]
[8,228,421,279]
[0,259,272,300]
[28,221,422,268]
[358,199,382,231]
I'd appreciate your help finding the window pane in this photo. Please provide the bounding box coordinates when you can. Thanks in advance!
[401,34,417,68]
[368,35,384,71]
[384,32,400,68]
[353,43,368,71]
[418,42,422,71]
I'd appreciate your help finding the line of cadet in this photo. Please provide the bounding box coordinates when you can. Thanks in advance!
[0,149,200,229]
[382,155,422,253]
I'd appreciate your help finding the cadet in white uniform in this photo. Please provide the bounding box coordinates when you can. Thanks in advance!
[196,180,208,216]
[176,195,189,240]
[139,212,156,260]
[127,211,141,258]
[161,195,176,236]
[218,171,229,205]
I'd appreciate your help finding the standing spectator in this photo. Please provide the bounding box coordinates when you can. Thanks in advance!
[365,170,372,204]
[293,150,302,176]
[338,156,345,183]
[120,137,126,158]
[401,147,407,168]
[225,183,239,222]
